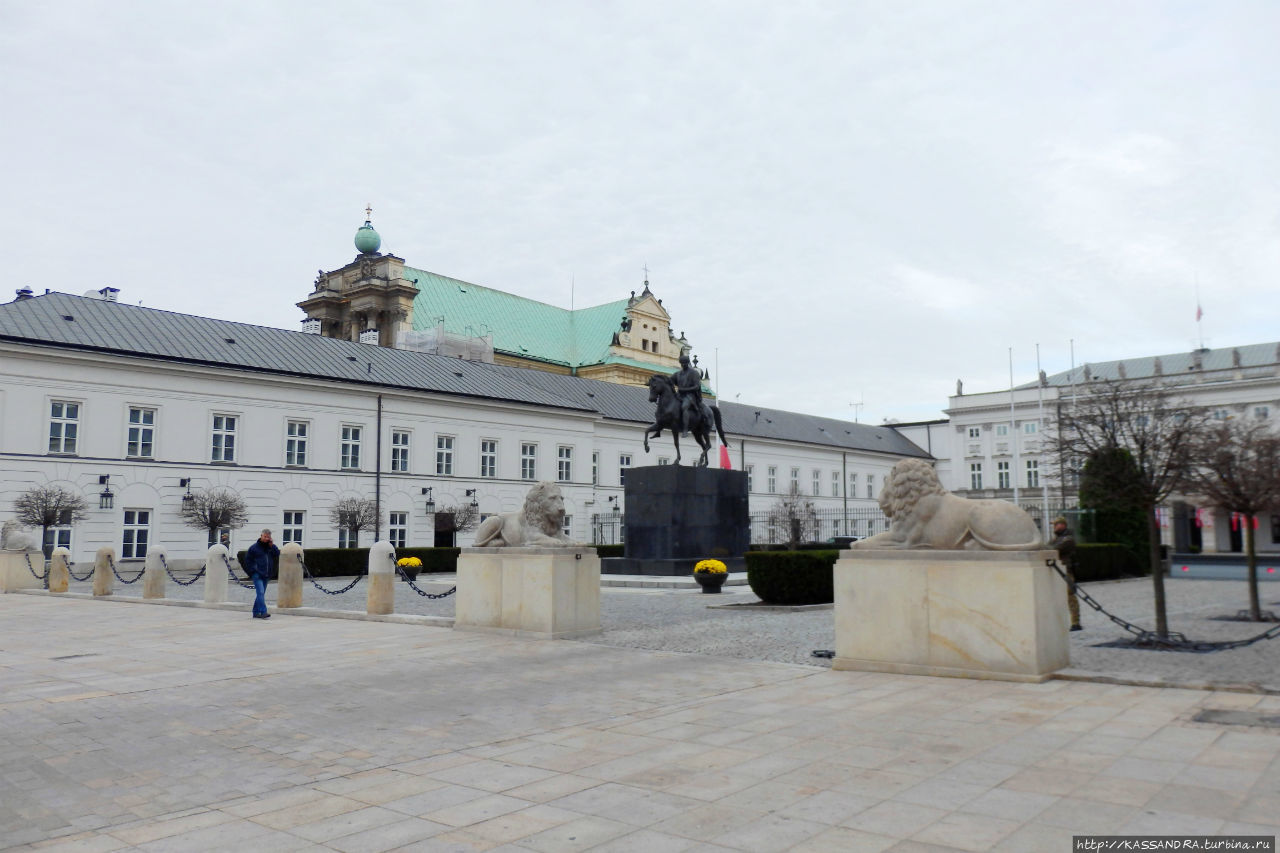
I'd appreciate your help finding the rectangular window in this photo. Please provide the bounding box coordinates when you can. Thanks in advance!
[561,514,573,538]
[388,511,407,549]
[849,472,857,493]
[282,511,304,545]
[767,466,776,494]
[658,456,669,465]
[1026,459,1040,488]
[831,471,840,497]
[746,464,754,492]
[997,460,1010,489]
[338,528,357,549]
[1023,422,1038,434]
[480,439,498,478]
[521,443,537,480]
[790,467,800,492]
[995,424,1009,436]
[592,451,599,485]
[48,400,80,454]
[391,430,411,473]
[43,510,73,557]
[212,414,237,463]
[967,427,981,438]
[1213,408,1230,420]
[812,469,820,496]
[122,509,150,559]
[341,425,362,469]
[866,475,874,499]
[285,420,308,467]
[126,407,155,458]
[619,454,632,486]
[1255,406,1270,420]
[435,435,453,475]
[557,446,573,482]
[970,463,983,490]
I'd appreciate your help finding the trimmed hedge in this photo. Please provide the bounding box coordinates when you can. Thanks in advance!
[1074,543,1146,582]
[748,542,839,552]
[745,549,837,605]
[593,544,624,558]
[396,547,460,577]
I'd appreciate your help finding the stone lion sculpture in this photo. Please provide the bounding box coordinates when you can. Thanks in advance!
[1,519,38,551]
[473,482,580,547]
[850,458,1044,550]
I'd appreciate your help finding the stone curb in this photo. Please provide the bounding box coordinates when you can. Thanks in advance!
[705,601,833,612]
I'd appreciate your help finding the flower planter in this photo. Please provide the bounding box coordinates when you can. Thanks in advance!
[694,572,727,594]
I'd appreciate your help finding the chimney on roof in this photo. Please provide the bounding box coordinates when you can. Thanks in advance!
[13,287,33,301]
[1232,348,1242,368]
[359,328,379,346]
[1118,362,1127,379]
[301,318,321,335]
[1154,357,1163,375]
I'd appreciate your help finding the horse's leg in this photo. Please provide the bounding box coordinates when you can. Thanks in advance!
[672,431,681,465]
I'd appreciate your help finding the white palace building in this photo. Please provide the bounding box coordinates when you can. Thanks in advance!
[0,219,925,563]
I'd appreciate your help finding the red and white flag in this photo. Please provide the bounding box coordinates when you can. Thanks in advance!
[1196,303,1203,322]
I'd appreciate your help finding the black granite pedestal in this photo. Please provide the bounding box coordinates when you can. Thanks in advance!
[602,465,749,576]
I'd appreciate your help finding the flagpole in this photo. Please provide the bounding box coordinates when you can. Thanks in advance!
[1037,343,1049,536]
[1195,276,1204,350]
[1010,347,1019,505]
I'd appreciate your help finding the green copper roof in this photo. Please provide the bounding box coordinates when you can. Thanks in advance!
[404,267,635,368]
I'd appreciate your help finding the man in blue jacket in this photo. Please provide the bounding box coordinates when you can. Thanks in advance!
[244,528,279,619]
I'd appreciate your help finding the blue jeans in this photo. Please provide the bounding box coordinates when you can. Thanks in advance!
[252,575,268,617]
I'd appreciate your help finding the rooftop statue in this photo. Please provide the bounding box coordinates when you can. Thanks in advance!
[850,459,1044,550]
[473,483,580,547]
[643,354,728,466]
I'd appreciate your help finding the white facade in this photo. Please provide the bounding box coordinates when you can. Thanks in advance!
[0,302,910,562]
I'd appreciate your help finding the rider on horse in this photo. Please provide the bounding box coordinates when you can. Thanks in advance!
[671,354,704,436]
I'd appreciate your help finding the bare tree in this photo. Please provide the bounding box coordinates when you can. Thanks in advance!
[1049,378,1210,637]
[1188,418,1280,621]
[435,502,480,535]
[329,497,379,548]
[179,488,249,546]
[13,485,88,558]
[766,484,818,549]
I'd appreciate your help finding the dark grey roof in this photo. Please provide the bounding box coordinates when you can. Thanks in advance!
[0,293,928,458]
[1017,341,1280,389]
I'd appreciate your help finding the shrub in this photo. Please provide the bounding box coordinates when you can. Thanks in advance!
[396,547,459,575]
[593,544,624,558]
[1074,543,1146,582]
[745,550,837,605]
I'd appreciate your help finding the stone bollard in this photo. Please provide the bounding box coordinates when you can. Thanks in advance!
[366,541,397,615]
[203,544,229,604]
[277,543,304,609]
[48,548,71,593]
[143,547,167,599]
[93,547,114,597]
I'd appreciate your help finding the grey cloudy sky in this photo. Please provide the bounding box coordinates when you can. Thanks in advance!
[4,1,1277,424]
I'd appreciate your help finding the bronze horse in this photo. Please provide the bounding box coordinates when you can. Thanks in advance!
[644,374,729,466]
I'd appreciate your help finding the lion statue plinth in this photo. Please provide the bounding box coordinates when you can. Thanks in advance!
[850,459,1043,551]
[1,520,38,552]
[473,482,580,548]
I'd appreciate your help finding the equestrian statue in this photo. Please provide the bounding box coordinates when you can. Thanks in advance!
[643,354,729,467]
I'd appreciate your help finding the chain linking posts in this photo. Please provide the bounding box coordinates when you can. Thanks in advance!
[48,547,71,593]
[278,543,303,608]
[203,544,229,603]
[366,541,396,616]
[142,547,167,599]
[93,547,114,597]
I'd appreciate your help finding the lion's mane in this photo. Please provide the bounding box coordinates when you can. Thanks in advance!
[521,482,565,534]
[879,458,947,519]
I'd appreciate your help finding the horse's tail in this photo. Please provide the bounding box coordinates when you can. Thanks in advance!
[712,405,728,448]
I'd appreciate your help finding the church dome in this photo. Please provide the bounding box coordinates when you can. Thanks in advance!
[354,220,381,254]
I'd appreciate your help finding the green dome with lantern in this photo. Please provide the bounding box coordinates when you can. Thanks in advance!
[354,207,381,254]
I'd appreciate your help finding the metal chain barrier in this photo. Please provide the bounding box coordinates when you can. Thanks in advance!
[1045,557,1280,652]
[160,553,205,586]
[108,554,145,584]
[300,559,363,595]
[66,560,94,582]
[23,553,48,581]
[394,563,456,599]
[221,553,256,589]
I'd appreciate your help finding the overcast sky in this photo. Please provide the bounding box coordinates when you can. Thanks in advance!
[3,1,1277,424]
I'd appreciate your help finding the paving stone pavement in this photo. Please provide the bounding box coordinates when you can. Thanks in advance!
[2,594,1279,853]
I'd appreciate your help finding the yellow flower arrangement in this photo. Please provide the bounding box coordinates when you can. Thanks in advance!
[693,559,727,574]
[396,557,423,568]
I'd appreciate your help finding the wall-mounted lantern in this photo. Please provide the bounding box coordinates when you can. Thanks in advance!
[98,475,114,510]
[421,487,435,514]
[180,478,194,505]
[608,495,620,515]
[465,488,478,509]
